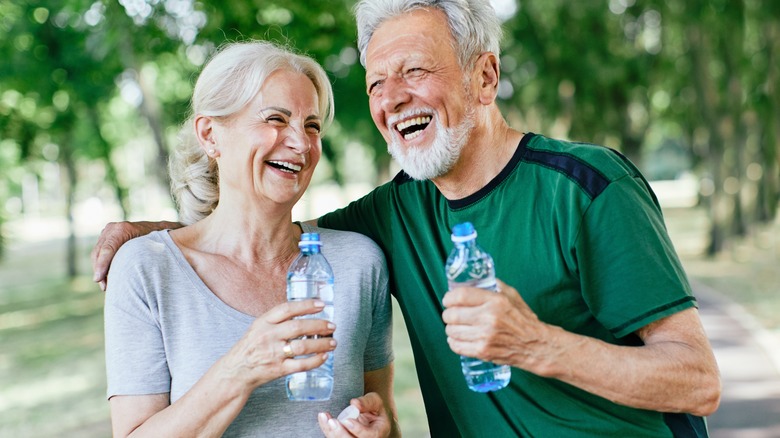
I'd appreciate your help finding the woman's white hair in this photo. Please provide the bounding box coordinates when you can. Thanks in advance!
[169,40,334,225]
[354,0,503,68]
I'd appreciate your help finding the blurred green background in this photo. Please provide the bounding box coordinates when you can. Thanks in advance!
[1,0,779,436]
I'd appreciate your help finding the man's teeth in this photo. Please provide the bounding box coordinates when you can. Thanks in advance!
[396,116,431,140]
[405,130,423,140]
[268,160,302,173]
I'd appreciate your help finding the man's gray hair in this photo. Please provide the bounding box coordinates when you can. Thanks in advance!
[354,0,503,68]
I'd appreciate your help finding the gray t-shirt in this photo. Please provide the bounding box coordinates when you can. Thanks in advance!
[104,224,393,437]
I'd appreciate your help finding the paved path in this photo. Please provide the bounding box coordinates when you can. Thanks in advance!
[695,281,780,437]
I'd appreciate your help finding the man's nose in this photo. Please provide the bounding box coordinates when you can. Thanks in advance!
[380,75,412,114]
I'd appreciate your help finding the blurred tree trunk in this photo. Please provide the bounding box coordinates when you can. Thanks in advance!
[762,20,780,222]
[88,107,130,220]
[687,20,726,255]
[721,0,747,238]
[105,2,170,190]
[137,69,171,189]
[61,129,78,279]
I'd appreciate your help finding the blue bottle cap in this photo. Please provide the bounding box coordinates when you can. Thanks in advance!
[299,232,322,247]
[451,222,477,242]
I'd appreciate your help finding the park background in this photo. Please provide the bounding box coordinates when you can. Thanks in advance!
[1,0,779,436]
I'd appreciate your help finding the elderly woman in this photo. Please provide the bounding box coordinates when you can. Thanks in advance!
[103,41,397,437]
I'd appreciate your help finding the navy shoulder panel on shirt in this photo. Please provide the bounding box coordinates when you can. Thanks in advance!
[522,136,614,200]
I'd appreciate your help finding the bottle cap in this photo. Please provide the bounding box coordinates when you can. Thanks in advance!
[299,232,323,247]
[337,404,360,423]
[451,222,477,242]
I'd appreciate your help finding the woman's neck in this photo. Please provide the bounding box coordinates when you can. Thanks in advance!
[175,203,302,270]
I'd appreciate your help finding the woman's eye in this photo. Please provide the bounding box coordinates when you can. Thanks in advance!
[265,115,285,123]
[306,123,321,133]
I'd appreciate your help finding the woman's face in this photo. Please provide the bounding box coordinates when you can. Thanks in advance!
[214,69,322,208]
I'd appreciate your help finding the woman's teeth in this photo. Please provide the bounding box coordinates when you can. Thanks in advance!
[267,160,301,173]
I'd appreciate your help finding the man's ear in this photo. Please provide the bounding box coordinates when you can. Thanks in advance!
[194,114,216,152]
[474,52,500,105]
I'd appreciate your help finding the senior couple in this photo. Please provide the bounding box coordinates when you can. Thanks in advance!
[96,0,721,436]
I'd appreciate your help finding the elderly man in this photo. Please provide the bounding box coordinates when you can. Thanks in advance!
[93,1,720,436]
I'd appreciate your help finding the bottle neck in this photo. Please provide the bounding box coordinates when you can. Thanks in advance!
[300,244,321,255]
[453,238,477,249]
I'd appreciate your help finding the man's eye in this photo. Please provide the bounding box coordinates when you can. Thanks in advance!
[368,80,383,95]
[406,68,425,77]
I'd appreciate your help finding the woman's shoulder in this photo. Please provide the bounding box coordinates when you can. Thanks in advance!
[112,230,174,271]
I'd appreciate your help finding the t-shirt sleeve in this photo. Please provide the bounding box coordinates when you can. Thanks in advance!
[575,174,696,338]
[104,241,171,399]
[361,244,394,372]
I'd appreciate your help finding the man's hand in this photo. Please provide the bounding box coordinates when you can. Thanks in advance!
[318,393,393,438]
[91,221,181,291]
[442,279,553,371]
[442,279,721,415]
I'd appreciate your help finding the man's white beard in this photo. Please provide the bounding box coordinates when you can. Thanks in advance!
[387,108,475,181]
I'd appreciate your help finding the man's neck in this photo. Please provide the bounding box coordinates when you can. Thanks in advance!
[432,119,523,200]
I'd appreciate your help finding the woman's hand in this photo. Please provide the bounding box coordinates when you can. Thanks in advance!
[317,393,394,438]
[220,298,337,390]
[109,299,338,437]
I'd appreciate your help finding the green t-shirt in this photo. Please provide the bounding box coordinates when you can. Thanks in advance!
[321,133,704,437]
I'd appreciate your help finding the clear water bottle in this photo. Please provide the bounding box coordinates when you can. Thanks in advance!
[445,222,511,393]
[285,232,335,401]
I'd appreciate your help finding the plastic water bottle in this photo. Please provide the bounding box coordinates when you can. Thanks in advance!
[285,232,335,401]
[445,222,511,392]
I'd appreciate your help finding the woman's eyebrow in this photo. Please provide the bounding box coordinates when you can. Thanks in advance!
[260,106,292,116]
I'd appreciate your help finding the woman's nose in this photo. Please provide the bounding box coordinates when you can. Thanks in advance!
[283,125,310,154]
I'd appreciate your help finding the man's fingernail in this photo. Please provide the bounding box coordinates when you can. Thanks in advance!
[318,412,326,423]
[328,418,339,430]
[99,280,106,291]
[314,300,325,307]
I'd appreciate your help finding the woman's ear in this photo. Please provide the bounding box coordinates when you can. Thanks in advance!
[474,52,500,105]
[194,115,219,157]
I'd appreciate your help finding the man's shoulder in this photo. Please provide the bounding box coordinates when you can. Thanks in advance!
[527,134,624,166]
[525,134,641,194]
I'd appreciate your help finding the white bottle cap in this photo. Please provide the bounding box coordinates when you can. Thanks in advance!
[337,404,360,423]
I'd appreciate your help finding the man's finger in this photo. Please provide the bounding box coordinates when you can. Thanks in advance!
[92,242,117,283]
[442,287,495,308]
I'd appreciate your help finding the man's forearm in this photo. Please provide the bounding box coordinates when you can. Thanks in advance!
[526,308,720,416]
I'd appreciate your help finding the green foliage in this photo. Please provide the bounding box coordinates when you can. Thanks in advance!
[0,0,777,256]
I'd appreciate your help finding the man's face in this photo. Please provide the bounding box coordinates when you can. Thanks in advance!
[365,9,476,180]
